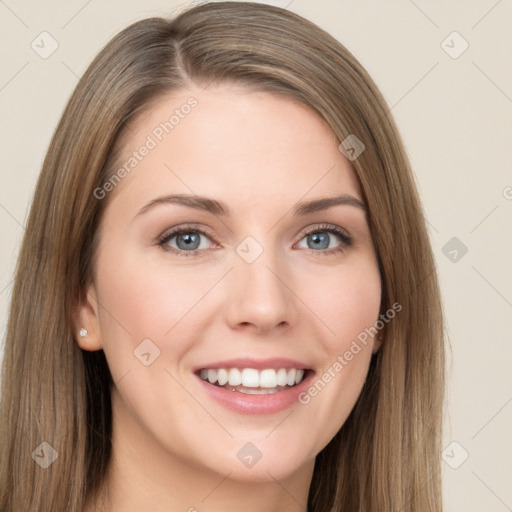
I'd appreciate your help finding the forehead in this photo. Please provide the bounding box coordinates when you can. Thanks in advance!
[105,85,363,215]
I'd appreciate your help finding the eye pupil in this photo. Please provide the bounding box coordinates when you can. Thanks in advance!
[309,232,329,250]
[177,232,200,250]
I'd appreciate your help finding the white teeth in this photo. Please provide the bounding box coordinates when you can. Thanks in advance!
[198,367,307,388]
[276,368,288,386]
[259,369,277,388]
[241,368,260,387]
[228,368,242,386]
[217,368,228,386]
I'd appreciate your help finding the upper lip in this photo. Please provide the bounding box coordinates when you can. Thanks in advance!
[193,357,312,372]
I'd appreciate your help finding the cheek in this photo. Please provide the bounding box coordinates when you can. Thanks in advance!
[92,244,208,378]
[295,260,381,443]
[96,239,209,327]
[311,260,382,348]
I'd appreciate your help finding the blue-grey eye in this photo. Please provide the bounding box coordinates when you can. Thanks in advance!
[308,232,330,250]
[165,231,211,251]
[297,230,343,251]
[176,232,200,250]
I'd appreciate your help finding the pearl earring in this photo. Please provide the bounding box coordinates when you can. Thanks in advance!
[79,328,88,337]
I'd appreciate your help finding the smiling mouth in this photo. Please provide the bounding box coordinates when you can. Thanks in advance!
[197,367,309,395]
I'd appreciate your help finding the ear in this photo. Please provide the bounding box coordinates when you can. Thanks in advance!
[73,283,103,351]
[371,330,384,354]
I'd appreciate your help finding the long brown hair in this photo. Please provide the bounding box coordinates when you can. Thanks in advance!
[0,2,444,510]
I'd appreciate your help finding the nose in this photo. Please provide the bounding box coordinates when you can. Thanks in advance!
[224,245,299,334]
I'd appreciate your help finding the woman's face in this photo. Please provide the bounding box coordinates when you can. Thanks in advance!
[80,85,381,483]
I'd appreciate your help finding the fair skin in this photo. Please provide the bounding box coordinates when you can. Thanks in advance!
[77,84,382,512]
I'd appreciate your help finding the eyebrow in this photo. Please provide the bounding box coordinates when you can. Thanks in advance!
[134,193,366,218]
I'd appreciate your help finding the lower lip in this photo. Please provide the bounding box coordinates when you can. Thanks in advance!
[195,372,314,415]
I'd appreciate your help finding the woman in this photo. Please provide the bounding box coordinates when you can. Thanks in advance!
[0,2,444,511]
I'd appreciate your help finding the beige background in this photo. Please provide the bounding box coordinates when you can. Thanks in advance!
[1,0,511,509]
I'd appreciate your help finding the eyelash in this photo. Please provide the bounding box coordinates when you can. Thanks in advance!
[157,223,353,258]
